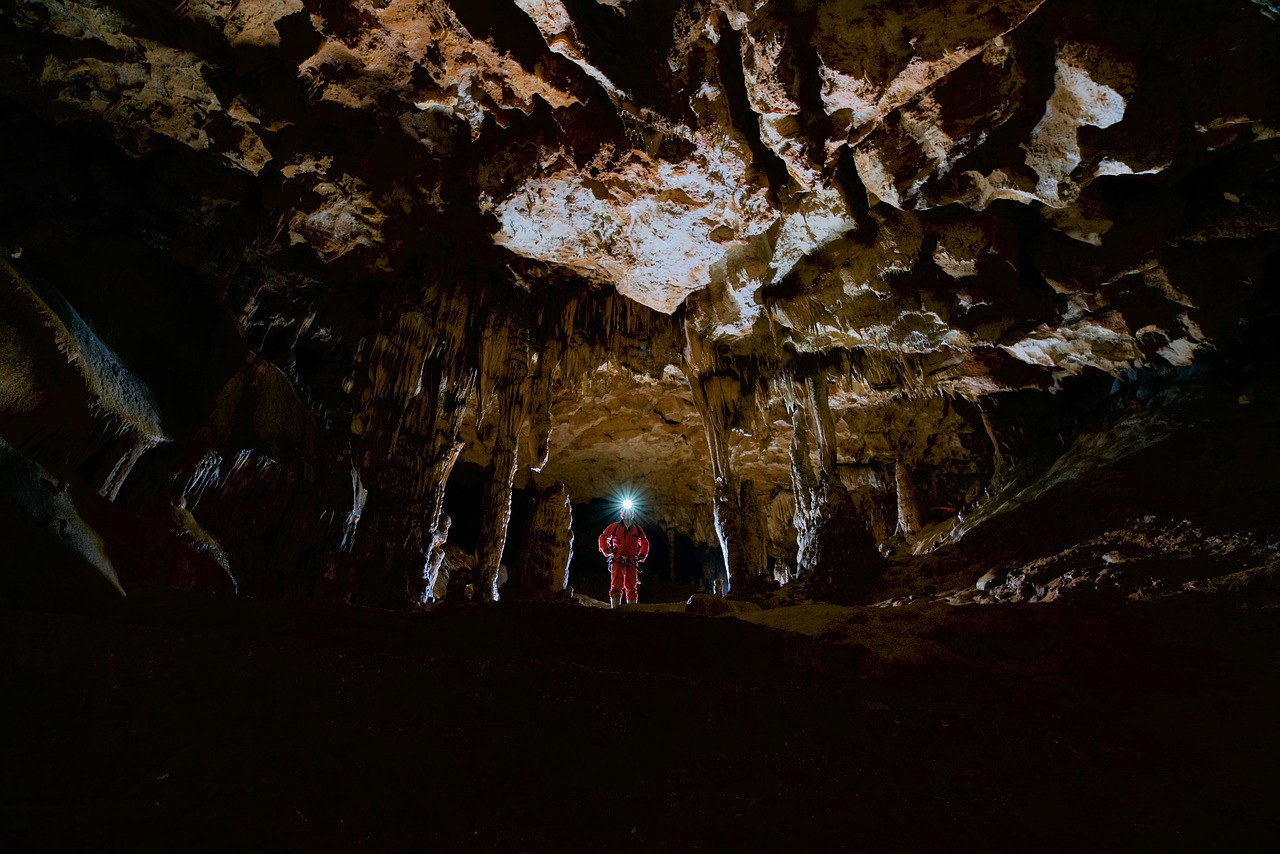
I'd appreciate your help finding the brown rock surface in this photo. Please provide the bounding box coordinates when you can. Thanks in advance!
[0,0,1278,610]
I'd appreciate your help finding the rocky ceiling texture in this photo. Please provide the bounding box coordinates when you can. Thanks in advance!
[1,0,1278,608]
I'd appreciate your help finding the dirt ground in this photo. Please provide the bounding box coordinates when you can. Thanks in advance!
[3,590,1278,852]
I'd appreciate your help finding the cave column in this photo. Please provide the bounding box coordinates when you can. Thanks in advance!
[786,390,820,568]
[712,477,743,596]
[738,478,768,590]
[683,300,759,595]
[894,457,923,542]
[784,366,883,602]
[525,297,576,472]
[348,310,434,604]
[349,281,475,606]
[687,372,746,596]
[508,482,573,600]
[473,311,532,602]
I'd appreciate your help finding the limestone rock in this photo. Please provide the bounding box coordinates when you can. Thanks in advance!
[509,482,575,600]
[685,593,762,617]
[0,0,1277,608]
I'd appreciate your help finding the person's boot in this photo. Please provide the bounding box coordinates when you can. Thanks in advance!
[610,596,620,609]
[626,595,637,605]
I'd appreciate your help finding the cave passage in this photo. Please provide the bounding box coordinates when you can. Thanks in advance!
[2,0,1279,847]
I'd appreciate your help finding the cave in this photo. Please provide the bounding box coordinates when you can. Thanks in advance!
[3,0,1279,848]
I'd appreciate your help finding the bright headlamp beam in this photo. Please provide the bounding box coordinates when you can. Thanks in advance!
[622,499,634,510]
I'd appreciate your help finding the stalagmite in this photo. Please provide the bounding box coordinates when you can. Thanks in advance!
[509,482,574,600]
[423,514,451,603]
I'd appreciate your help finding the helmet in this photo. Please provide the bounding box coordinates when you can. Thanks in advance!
[620,498,636,523]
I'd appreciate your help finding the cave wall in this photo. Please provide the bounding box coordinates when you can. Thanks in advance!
[1,0,1278,606]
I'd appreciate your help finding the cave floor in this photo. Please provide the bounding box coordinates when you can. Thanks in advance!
[3,591,1278,852]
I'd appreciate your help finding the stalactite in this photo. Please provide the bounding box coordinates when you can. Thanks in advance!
[342,462,367,554]
[185,448,301,597]
[351,310,435,454]
[691,507,718,549]
[346,277,666,607]
[557,288,683,384]
[804,370,839,476]
[841,347,941,401]
[181,452,223,505]
[689,374,738,482]
[2,261,172,522]
[526,352,552,472]
[2,260,169,448]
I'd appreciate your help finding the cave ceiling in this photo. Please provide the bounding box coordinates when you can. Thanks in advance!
[1,0,1278,604]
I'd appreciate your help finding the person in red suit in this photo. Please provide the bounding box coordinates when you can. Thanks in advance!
[598,499,649,607]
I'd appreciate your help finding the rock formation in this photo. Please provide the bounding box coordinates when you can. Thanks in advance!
[509,481,574,599]
[0,0,1277,608]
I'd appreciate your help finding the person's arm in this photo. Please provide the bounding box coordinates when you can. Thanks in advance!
[637,527,650,563]
[598,524,614,555]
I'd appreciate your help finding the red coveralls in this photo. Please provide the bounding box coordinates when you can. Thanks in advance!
[598,519,650,602]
